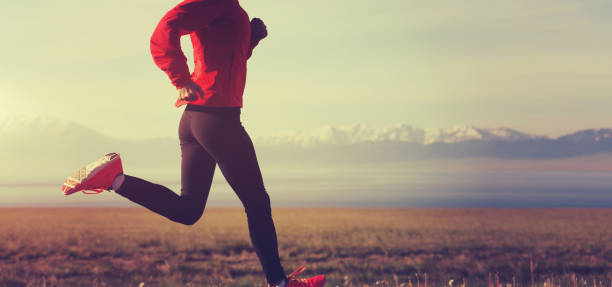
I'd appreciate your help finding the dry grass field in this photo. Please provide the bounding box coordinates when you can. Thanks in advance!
[0,208,611,287]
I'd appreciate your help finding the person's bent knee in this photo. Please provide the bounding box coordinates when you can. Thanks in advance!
[174,212,203,226]
[180,215,201,226]
[171,201,205,226]
[167,195,206,225]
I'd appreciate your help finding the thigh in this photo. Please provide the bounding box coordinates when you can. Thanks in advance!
[190,116,266,203]
[179,112,217,200]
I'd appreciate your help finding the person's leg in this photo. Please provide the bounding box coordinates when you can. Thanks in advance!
[113,110,216,225]
[188,108,286,285]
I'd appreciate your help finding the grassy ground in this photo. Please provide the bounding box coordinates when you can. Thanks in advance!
[0,208,611,287]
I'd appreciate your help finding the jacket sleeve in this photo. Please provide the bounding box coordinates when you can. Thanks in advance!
[150,0,230,88]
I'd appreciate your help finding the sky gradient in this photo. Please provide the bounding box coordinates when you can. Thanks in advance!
[1,0,611,139]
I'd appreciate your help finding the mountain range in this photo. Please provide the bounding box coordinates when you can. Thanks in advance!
[1,115,611,182]
[251,123,549,147]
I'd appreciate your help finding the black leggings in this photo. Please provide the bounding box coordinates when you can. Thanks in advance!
[115,104,286,284]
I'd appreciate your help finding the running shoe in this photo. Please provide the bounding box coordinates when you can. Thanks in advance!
[284,266,325,287]
[62,153,123,196]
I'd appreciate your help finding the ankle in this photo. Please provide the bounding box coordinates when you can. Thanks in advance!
[271,278,286,287]
[111,173,125,191]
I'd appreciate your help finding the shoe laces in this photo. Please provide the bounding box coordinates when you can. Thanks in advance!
[285,266,310,287]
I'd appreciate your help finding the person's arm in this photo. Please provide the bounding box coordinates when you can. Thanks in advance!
[247,18,268,59]
[150,0,230,88]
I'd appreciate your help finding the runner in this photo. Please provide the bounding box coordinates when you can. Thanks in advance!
[61,1,326,286]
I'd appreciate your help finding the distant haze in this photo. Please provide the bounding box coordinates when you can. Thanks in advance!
[2,116,612,208]
[2,115,612,183]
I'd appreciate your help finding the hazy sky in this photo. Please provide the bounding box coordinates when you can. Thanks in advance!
[1,0,611,139]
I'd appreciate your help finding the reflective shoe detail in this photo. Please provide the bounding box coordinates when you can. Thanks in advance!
[62,153,123,196]
[82,188,106,194]
[285,266,326,287]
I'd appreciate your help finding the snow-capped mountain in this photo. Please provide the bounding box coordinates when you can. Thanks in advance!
[253,123,427,147]
[2,114,612,183]
[423,125,546,145]
[253,124,548,147]
[558,128,612,143]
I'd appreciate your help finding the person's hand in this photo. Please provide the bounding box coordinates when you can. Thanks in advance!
[178,81,204,102]
[250,18,268,43]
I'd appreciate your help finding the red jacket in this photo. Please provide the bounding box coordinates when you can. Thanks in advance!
[150,0,257,108]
